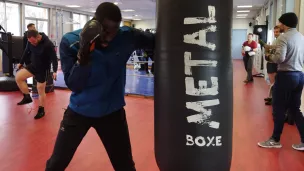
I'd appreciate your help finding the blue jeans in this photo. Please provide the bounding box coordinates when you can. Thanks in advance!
[272,71,304,143]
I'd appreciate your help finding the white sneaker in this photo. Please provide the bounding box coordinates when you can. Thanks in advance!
[258,138,282,148]
[292,143,304,151]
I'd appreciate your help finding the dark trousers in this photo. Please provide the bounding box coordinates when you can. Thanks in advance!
[272,71,304,143]
[45,107,136,171]
[144,56,154,74]
[243,55,254,81]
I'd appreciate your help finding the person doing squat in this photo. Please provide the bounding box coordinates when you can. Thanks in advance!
[16,30,58,119]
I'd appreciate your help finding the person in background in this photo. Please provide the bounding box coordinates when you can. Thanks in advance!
[263,26,281,105]
[258,13,304,151]
[45,2,154,170]
[22,23,36,65]
[16,30,58,119]
[23,23,36,50]
[242,33,258,84]
[144,29,154,74]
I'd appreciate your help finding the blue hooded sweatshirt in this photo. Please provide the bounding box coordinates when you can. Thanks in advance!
[60,26,154,118]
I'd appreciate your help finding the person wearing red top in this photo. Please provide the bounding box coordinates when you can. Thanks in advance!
[242,33,258,83]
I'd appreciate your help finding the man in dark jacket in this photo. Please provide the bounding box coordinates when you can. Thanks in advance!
[22,23,36,65]
[45,2,154,171]
[16,30,58,119]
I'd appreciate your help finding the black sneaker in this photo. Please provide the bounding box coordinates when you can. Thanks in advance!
[265,99,272,105]
[34,111,45,119]
[244,79,254,84]
[17,94,33,105]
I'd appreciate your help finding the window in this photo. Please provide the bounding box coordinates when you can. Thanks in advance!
[25,5,48,19]
[80,15,87,27]
[73,13,88,30]
[0,2,21,36]
[0,2,5,29]
[24,5,49,35]
[38,21,48,34]
[6,3,21,36]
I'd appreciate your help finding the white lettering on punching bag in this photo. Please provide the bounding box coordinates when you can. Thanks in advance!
[185,77,218,96]
[183,6,222,147]
[184,6,216,24]
[184,52,218,96]
[183,6,216,51]
[183,25,217,51]
[184,51,217,75]
[186,135,222,147]
[186,100,220,129]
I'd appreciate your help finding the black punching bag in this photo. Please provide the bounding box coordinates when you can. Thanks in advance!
[154,0,233,170]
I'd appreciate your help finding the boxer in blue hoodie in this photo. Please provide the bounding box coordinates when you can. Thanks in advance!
[45,2,154,171]
[16,30,58,119]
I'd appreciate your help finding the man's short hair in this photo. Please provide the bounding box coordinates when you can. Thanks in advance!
[274,26,280,30]
[248,33,254,36]
[95,2,122,23]
[27,23,35,29]
[27,30,39,38]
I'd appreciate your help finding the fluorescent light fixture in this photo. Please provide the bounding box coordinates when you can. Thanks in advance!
[66,5,81,8]
[237,14,248,17]
[237,10,250,13]
[122,9,135,12]
[114,2,119,5]
[133,19,141,21]
[236,17,246,18]
[237,5,252,8]
[123,16,133,19]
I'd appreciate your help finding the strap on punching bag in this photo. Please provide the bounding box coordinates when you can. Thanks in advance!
[155,0,233,170]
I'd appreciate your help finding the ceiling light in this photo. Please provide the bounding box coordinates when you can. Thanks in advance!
[237,10,250,13]
[122,9,135,12]
[237,14,248,16]
[92,11,96,13]
[66,5,81,8]
[236,17,246,18]
[133,18,141,21]
[237,5,252,8]
[114,2,119,5]
[123,16,133,19]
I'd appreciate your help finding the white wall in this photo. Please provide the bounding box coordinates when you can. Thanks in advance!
[299,0,304,35]
[232,19,254,34]
[132,19,156,30]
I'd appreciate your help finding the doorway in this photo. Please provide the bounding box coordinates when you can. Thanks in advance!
[231,29,247,59]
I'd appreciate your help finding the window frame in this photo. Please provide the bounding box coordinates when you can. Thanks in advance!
[72,12,89,30]
[24,5,50,35]
[0,1,22,36]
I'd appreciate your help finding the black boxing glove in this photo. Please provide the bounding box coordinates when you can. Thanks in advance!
[265,54,273,62]
[259,39,266,47]
[77,19,103,66]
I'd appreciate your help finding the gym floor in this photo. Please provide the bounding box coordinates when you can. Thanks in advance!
[0,60,304,171]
